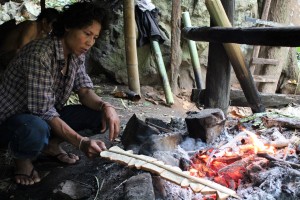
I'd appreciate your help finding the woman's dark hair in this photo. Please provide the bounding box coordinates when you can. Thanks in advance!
[52,1,107,37]
[37,8,60,24]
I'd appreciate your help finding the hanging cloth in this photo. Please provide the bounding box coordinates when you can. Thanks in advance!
[135,1,165,47]
[136,0,155,11]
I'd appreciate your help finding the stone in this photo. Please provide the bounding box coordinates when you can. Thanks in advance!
[124,173,155,200]
[53,180,92,200]
[185,109,225,143]
[121,114,161,153]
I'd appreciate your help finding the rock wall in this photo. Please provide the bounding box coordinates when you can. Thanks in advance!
[88,0,259,91]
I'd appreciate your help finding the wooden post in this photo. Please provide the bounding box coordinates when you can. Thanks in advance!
[40,0,45,11]
[182,12,202,90]
[123,0,141,95]
[205,0,265,113]
[170,0,182,95]
[204,0,234,114]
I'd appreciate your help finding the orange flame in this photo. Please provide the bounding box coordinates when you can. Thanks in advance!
[188,128,277,190]
[242,129,275,154]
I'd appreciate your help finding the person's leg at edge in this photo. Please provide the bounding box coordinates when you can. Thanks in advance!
[42,105,102,164]
[0,114,50,185]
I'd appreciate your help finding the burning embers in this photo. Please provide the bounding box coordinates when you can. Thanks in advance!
[188,128,277,190]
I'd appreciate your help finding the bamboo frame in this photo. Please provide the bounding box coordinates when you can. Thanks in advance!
[205,0,265,113]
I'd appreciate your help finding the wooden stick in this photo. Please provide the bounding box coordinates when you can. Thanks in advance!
[262,117,300,129]
[257,153,300,169]
[106,146,240,198]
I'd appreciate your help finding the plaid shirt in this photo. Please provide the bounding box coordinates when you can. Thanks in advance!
[0,36,93,125]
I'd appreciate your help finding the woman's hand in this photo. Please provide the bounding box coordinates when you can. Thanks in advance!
[79,137,107,158]
[77,88,120,141]
[101,103,120,141]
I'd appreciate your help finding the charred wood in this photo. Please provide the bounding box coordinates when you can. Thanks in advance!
[257,153,300,169]
[185,109,225,143]
[262,117,300,129]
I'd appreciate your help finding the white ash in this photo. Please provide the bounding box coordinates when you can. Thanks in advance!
[159,179,203,200]
[179,137,206,152]
[239,166,300,199]
[168,117,187,131]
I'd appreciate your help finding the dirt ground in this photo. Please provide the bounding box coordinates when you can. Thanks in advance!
[0,81,199,200]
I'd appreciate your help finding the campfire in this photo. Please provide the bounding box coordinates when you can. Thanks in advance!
[188,128,276,190]
[116,107,300,200]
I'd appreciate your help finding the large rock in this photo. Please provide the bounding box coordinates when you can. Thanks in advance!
[88,0,258,91]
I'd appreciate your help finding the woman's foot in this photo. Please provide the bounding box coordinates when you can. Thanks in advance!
[42,138,79,164]
[14,159,41,185]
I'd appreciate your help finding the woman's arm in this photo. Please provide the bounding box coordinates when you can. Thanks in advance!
[77,87,120,141]
[48,116,106,157]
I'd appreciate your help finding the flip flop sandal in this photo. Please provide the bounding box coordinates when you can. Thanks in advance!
[38,152,79,165]
[54,152,79,165]
[14,167,36,185]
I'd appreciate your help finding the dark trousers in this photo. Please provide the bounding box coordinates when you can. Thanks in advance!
[0,105,102,159]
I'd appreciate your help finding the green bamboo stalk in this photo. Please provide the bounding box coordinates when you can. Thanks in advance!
[151,40,174,105]
[182,12,202,90]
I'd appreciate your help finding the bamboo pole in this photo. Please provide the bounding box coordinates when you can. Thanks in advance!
[182,12,202,90]
[205,0,265,113]
[123,0,141,95]
[151,40,174,105]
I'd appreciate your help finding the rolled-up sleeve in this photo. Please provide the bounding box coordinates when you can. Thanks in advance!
[26,53,59,121]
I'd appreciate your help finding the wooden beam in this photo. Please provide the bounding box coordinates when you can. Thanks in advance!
[193,89,300,108]
[252,75,278,83]
[251,58,279,65]
[229,89,300,107]
[182,26,300,47]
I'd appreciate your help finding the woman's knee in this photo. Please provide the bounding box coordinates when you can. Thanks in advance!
[9,114,50,154]
[28,116,50,142]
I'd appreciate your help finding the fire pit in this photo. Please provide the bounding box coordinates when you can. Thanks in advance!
[114,108,300,200]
